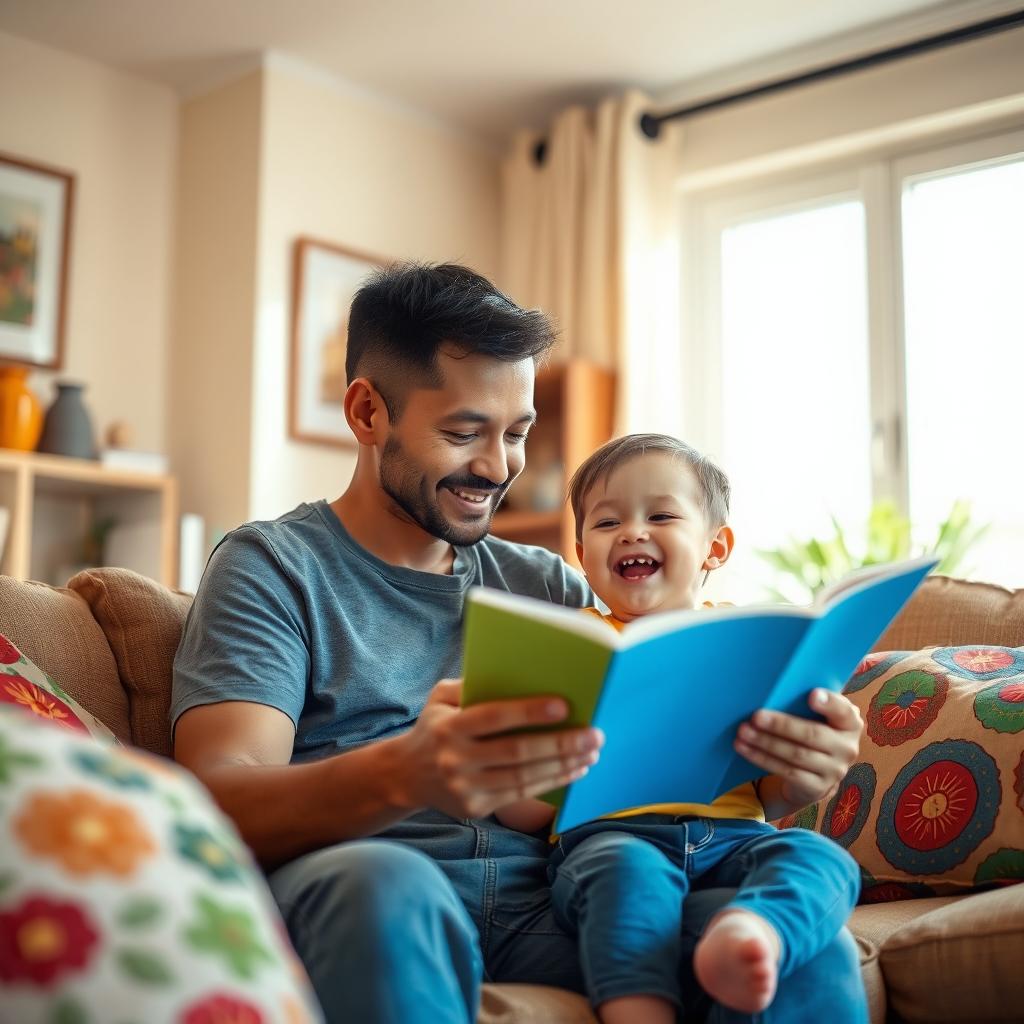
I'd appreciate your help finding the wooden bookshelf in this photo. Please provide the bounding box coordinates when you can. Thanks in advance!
[0,448,178,586]
[491,359,615,564]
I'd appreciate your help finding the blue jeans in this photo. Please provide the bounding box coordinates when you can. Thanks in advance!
[549,815,863,1010]
[267,811,867,1023]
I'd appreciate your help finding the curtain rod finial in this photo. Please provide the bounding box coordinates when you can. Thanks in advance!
[639,113,661,140]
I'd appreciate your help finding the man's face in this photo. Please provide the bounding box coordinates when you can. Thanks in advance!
[378,348,536,546]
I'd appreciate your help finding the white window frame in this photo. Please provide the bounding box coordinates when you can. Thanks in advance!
[679,123,1024,530]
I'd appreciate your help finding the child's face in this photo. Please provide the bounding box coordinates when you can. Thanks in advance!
[576,453,725,622]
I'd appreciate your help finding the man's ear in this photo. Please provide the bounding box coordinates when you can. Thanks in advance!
[703,525,734,572]
[344,377,390,445]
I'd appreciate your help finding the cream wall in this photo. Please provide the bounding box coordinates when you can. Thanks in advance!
[171,72,263,536]
[672,27,1024,183]
[247,59,500,522]
[3,31,501,547]
[0,30,177,453]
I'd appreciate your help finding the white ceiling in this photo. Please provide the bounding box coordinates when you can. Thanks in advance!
[1,0,1017,143]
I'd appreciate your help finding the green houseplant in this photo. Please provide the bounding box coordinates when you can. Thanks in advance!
[758,499,987,604]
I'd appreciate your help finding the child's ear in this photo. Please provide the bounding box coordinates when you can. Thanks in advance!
[703,525,734,572]
[575,541,586,573]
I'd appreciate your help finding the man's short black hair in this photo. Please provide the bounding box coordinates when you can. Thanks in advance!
[346,262,556,419]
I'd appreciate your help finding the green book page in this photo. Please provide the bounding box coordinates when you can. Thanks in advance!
[461,599,615,808]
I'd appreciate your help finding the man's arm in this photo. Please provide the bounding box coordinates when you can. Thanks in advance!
[175,681,602,869]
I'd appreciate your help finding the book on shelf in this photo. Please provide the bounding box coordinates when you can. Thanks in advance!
[100,448,168,475]
[461,555,937,832]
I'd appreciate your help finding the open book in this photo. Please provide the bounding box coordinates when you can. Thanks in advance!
[462,555,937,832]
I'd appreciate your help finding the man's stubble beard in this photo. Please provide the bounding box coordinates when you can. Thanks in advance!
[380,435,511,547]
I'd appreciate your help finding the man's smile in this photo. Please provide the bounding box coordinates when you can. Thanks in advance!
[443,485,495,514]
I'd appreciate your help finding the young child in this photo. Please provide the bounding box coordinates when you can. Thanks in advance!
[496,433,862,1023]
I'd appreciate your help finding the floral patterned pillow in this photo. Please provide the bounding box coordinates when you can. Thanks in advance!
[0,633,118,743]
[776,646,1024,903]
[0,706,323,1024]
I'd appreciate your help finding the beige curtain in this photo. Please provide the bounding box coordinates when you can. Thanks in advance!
[500,90,683,435]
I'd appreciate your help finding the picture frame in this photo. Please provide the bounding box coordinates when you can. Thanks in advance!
[0,152,74,370]
[288,236,385,448]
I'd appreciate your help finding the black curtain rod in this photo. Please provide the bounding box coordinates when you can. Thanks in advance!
[534,8,1024,163]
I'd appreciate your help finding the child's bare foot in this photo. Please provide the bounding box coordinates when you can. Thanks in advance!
[693,909,781,1013]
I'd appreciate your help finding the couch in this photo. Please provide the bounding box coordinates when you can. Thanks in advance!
[1,569,1022,1023]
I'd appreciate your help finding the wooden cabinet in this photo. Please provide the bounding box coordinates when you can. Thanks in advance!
[491,360,615,563]
[0,449,178,587]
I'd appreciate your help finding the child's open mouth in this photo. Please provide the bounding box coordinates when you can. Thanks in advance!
[615,556,661,580]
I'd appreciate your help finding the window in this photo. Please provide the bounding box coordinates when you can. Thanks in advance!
[684,129,1024,601]
[900,142,1024,588]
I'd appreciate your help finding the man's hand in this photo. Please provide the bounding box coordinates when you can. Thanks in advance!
[735,688,863,820]
[393,679,603,820]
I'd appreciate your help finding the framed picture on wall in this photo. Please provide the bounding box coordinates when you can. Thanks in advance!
[0,153,74,370]
[289,237,385,448]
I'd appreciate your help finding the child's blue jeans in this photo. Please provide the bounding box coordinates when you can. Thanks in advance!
[549,813,863,1011]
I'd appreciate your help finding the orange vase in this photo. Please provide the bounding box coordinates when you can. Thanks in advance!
[0,365,43,451]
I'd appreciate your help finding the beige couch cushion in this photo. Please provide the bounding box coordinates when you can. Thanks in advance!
[849,895,961,949]
[879,883,1024,1022]
[0,576,130,743]
[478,932,886,1024]
[877,576,1024,652]
[68,569,193,758]
[479,985,593,1024]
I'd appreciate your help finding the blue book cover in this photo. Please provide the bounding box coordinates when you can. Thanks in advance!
[461,555,937,833]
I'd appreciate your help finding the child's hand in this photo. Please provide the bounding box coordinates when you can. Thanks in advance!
[735,689,862,818]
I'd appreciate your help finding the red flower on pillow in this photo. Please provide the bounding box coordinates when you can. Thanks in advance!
[0,676,89,733]
[0,635,21,664]
[952,648,1016,674]
[180,994,265,1024]
[0,894,99,985]
[1002,681,1024,703]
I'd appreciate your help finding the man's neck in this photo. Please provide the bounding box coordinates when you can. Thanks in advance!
[329,489,456,575]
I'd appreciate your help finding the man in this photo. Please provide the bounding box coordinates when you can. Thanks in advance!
[172,263,866,1023]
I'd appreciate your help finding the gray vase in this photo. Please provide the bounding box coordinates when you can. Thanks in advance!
[37,382,98,460]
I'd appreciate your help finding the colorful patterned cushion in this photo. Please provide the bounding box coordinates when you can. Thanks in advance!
[0,708,323,1023]
[0,576,131,742]
[0,633,118,743]
[776,646,1024,901]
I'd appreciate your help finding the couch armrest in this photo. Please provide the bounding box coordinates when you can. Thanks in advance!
[880,883,1024,1022]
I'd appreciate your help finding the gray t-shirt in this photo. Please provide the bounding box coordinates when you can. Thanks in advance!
[171,499,592,763]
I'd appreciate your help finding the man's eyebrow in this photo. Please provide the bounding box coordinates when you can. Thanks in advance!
[440,409,537,426]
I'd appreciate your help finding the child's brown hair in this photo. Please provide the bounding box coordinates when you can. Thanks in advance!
[568,433,730,542]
